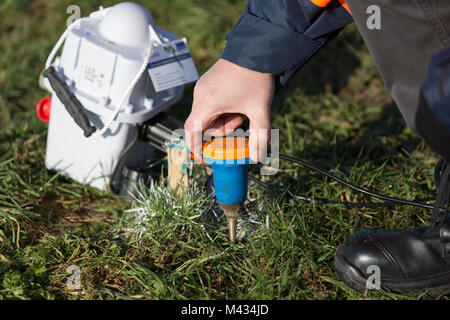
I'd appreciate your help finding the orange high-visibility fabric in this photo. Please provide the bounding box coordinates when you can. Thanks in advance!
[309,0,351,14]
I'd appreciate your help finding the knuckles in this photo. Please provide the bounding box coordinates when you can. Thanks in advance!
[193,81,218,107]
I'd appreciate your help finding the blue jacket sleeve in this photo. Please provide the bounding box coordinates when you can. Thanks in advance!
[221,0,353,85]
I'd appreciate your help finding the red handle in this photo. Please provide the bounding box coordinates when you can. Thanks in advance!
[36,97,52,123]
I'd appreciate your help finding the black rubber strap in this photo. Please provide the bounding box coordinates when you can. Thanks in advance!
[43,66,96,137]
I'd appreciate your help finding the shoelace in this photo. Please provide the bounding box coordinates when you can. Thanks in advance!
[432,158,450,225]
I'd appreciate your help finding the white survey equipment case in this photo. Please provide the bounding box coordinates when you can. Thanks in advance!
[42,2,184,190]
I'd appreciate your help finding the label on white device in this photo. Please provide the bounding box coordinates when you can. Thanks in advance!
[148,38,199,92]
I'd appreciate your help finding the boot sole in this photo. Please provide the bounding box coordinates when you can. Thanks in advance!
[334,245,450,297]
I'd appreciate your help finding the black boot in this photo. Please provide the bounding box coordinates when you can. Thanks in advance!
[335,159,450,296]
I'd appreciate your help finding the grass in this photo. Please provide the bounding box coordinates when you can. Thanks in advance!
[0,0,444,300]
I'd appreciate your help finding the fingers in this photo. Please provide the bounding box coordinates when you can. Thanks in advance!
[185,112,245,159]
[208,114,245,136]
[184,106,214,159]
[185,110,271,164]
[185,103,271,163]
[248,109,271,163]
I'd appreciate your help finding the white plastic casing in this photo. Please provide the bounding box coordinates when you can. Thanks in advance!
[45,2,184,190]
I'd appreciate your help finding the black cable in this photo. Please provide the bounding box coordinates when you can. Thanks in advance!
[248,175,401,208]
[260,153,435,210]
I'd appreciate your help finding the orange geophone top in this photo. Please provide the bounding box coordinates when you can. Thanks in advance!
[202,137,249,161]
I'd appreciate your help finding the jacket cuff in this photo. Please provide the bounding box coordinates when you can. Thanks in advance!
[221,13,322,78]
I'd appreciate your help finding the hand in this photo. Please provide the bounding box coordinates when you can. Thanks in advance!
[184,58,275,162]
